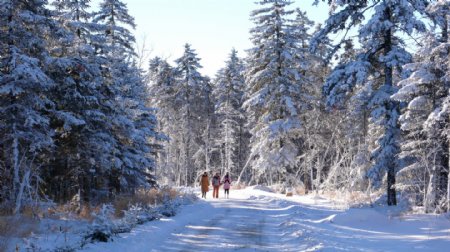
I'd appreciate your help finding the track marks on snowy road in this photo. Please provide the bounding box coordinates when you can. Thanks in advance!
[157,198,301,251]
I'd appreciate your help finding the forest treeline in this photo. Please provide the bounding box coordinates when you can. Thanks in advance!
[0,0,161,214]
[0,0,449,215]
[149,0,450,213]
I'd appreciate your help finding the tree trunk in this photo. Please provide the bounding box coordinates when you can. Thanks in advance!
[14,169,30,215]
[384,6,397,206]
[448,130,450,211]
[425,159,438,213]
[12,127,19,203]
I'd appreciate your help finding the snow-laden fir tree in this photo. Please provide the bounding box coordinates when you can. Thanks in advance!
[0,0,62,213]
[392,0,449,212]
[112,60,161,190]
[244,0,307,184]
[287,8,335,191]
[92,0,159,194]
[173,44,212,186]
[51,0,92,43]
[46,0,119,204]
[148,57,178,183]
[92,0,136,57]
[312,0,428,205]
[318,41,373,193]
[213,49,247,177]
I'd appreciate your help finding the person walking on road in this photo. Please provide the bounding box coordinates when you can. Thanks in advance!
[200,172,210,198]
[212,173,221,198]
[222,172,231,199]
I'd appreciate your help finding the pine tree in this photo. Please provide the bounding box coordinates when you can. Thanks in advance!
[0,0,60,213]
[312,0,428,205]
[213,49,246,177]
[393,0,449,212]
[112,60,160,190]
[244,0,306,184]
[92,0,159,194]
[148,57,178,182]
[52,0,92,42]
[92,0,136,57]
[44,0,114,204]
[173,44,211,186]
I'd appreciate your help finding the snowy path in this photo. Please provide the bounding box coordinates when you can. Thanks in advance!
[158,198,277,251]
[81,187,450,252]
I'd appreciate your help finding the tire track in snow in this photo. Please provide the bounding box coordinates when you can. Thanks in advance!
[159,198,280,251]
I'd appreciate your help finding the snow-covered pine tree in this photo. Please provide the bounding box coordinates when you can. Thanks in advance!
[113,60,161,190]
[288,8,334,191]
[393,0,449,212]
[0,0,60,213]
[51,0,92,43]
[317,40,373,193]
[45,0,117,204]
[213,49,247,177]
[173,44,212,186]
[92,0,159,194]
[312,0,428,205]
[244,0,305,185]
[195,74,214,178]
[148,57,178,183]
[92,0,136,57]
[291,7,319,115]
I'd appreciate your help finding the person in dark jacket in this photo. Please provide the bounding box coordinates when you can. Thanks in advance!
[212,173,221,198]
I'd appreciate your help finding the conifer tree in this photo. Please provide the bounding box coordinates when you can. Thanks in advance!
[213,49,246,176]
[92,0,158,193]
[0,0,60,213]
[148,57,178,183]
[393,0,449,212]
[244,0,306,184]
[312,0,428,205]
[173,44,211,185]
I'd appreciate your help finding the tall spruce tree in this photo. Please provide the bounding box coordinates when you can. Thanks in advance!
[0,0,60,213]
[46,0,114,203]
[213,49,246,177]
[92,0,158,194]
[173,44,211,186]
[312,0,428,205]
[244,0,306,184]
[393,0,449,212]
[148,57,178,183]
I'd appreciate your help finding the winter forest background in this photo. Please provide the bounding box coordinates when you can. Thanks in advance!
[1,0,449,217]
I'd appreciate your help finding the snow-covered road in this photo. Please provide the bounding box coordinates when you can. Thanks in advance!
[81,187,450,252]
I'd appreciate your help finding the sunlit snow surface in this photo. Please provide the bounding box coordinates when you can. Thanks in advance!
[81,187,450,251]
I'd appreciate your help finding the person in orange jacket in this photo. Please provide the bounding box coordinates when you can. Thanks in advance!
[200,172,210,198]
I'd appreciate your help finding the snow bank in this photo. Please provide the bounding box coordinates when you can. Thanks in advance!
[15,190,197,252]
[250,185,275,193]
[333,208,391,226]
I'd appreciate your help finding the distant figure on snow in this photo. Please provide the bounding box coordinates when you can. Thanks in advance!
[212,173,221,198]
[222,172,231,199]
[200,172,210,198]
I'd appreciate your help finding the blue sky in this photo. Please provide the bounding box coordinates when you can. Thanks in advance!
[90,0,329,77]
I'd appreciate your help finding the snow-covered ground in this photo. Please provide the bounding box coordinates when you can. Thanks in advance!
[80,186,450,252]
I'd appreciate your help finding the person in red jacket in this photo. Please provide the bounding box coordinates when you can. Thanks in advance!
[212,173,221,198]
